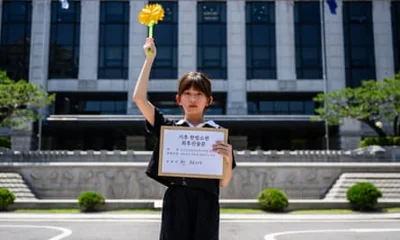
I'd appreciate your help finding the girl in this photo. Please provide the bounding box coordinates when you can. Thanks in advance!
[133,38,236,240]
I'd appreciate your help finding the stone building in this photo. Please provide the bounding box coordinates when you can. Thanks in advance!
[0,0,399,151]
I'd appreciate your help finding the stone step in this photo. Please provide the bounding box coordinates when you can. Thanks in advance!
[340,173,400,178]
[326,193,400,199]
[0,185,34,192]
[329,183,400,188]
[324,173,400,200]
[0,174,23,179]
[13,192,36,197]
[0,181,31,186]
[0,173,37,199]
[0,179,26,184]
[327,188,400,193]
[338,179,400,182]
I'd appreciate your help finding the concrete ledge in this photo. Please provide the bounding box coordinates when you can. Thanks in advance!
[8,199,400,211]
[3,162,400,200]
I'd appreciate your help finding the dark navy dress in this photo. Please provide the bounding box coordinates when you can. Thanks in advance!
[145,107,236,240]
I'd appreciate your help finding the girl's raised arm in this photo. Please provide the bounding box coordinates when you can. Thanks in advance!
[133,38,156,126]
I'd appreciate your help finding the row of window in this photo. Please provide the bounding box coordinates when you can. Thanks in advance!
[54,92,127,115]
[0,1,399,88]
[54,92,318,115]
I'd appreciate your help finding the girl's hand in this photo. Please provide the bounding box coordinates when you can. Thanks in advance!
[143,38,157,60]
[212,141,233,164]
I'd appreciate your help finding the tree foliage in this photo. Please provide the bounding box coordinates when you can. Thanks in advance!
[0,70,55,129]
[313,73,400,137]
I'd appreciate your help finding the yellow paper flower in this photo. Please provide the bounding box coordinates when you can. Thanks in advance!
[138,4,165,26]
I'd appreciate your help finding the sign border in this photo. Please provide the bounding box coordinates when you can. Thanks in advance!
[158,125,228,179]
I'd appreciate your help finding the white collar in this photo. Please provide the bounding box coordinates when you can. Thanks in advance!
[176,119,220,128]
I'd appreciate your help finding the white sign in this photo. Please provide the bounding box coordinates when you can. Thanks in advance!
[158,126,228,179]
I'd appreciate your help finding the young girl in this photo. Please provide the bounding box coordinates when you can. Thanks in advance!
[133,38,236,240]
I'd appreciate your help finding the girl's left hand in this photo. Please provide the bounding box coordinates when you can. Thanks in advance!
[212,141,233,163]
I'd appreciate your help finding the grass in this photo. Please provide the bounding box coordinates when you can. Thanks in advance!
[13,209,81,213]
[385,207,400,213]
[290,209,354,214]
[11,208,263,214]
[9,207,400,214]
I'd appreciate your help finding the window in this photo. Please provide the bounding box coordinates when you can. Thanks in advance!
[247,93,318,115]
[54,92,127,115]
[148,92,226,115]
[294,1,322,79]
[197,2,227,79]
[98,2,129,79]
[343,2,375,88]
[392,2,400,73]
[148,93,181,115]
[148,1,178,79]
[246,1,276,79]
[49,1,80,79]
[0,1,32,81]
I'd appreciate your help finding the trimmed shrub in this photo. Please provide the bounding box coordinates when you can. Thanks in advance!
[394,137,400,146]
[257,188,288,212]
[346,182,382,211]
[78,191,105,212]
[360,137,400,147]
[0,188,16,211]
[0,137,11,149]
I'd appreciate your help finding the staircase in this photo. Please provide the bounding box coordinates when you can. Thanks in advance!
[324,173,400,200]
[0,173,37,199]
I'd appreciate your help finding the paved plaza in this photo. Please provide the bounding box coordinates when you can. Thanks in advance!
[0,213,399,240]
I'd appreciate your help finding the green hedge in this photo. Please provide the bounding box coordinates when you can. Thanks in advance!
[0,188,16,211]
[360,136,400,148]
[257,188,288,212]
[346,182,382,211]
[0,137,11,149]
[78,191,105,212]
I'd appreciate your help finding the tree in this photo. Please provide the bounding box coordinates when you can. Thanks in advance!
[313,74,400,137]
[0,70,55,129]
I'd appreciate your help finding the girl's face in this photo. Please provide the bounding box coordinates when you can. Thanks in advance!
[176,86,212,116]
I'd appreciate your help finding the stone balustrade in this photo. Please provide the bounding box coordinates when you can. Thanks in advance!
[1,146,399,162]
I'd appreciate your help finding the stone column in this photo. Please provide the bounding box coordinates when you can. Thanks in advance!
[339,118,362,150]
[226,0,247,115]
[29,0,51,87]
[324,0,346,92]
[11,122,34,151]
[276,0,296,81]
[322,0,360,149]
[127,0,147,115]
[14,0,52,150]
[0,0,3,39]
[178,0,197,78]
[78,0,100,81]
[373,0,394,81]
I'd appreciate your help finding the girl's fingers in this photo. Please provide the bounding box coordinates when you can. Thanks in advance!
[212,147,229,154]
[213,143,231,151]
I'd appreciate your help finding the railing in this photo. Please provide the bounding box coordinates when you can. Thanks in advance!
[1,146,398,162]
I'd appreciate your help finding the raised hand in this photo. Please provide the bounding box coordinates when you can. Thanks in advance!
[143,38,157,60]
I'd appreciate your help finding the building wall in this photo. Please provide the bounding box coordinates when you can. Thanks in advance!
[3,160,400,199]
[0,0,398,150]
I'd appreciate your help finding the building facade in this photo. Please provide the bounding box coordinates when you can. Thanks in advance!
[0,0,399,151]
